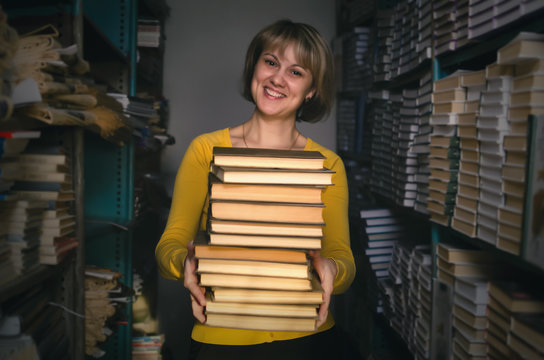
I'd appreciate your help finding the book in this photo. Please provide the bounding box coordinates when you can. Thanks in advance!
[209,180,323,204]
[199,273,312,291]
[436,243,496,263]
[39,237,78,256]
[211,164,334,185]
[507,332,543,360]
[209,200,324,224]
[212,146,326,170]
[497,33,544,65]
[523,115,544,269]
[510,313,544,353]
[205,312,317,332]
[208,219,323,238]
[194,233,307,263]
[207,231,320,250]
[0,131,41,139]
[210,278,323,304]
[197,258,310,279]
[205,294,318,318]
[488,281,544,313]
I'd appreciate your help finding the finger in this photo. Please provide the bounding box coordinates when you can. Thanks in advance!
[317,295,330,327]
[187,240,196,257]
[187,283,206,306]
[190,294,207,323]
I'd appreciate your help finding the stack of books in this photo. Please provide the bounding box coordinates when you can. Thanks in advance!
[360,208,404,281]
[416,0,433,64]
[372,9,394,82]
[496,34,544,255]
[368,89,393,196]
[10,139,78,266]
[132,334,164,360]
[0,200,44,275]
[0,281,67,358]
[85,266,126,357]
[433,0,461,56]
[486,281,544,359]
[451,70,486,239]
[137,18,161,48]
[435,242,503,287]
[198,147,335,332]
[381,242,432,358]
[428,71,465,226]
[342,26,373,92]
[452,276,490,359]
[412,71,434,215]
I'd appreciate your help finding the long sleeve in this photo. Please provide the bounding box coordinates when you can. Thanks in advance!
[314,144,355,294]
[155,130,227,280]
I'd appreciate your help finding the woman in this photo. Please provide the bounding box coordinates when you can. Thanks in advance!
[155,19,355,359]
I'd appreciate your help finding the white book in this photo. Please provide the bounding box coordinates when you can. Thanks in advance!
[486,76,513,92]
[454,277,489,305]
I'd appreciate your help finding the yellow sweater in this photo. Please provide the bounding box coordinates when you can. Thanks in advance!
[155,128,355,345]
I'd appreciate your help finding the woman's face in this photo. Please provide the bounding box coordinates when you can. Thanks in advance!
[251,43,315,121]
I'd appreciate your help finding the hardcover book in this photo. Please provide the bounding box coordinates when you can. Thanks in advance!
[209,200,324,224]
[211,164,334,185]
[212,146,326,170]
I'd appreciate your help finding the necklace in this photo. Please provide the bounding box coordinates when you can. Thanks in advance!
[242,122,300,150]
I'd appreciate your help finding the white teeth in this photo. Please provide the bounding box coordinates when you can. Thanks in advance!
[265,88,285,98]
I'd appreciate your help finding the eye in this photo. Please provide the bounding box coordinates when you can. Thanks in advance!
[265,59,276,67]
[291,70,302,77]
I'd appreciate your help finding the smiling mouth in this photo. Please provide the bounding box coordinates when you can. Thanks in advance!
[265,87,286,98]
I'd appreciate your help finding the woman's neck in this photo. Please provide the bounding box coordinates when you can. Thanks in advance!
[241,113,304,150]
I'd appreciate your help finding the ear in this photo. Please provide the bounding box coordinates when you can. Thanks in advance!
[306,88,316,101]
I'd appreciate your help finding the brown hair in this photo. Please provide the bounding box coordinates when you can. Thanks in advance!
[242,19,335,123]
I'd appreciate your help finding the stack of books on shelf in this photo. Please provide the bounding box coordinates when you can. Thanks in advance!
[468,0,496,40]
[451,70,485,239]
[434,243,503,359]
[137,18,161,48]
[342,26,373,92]
[380,242,432,359]
[496,33,544,256]
[369,90,394,197]
[427,71,465,226]
[411,70,433,215]
[395,88,420,208]
[360,208,404,281]
[85,266,128,357]
[10,138,77,267]
[416,0,433,63]
[486,281,544,359]
[0,282,68,358]
[132,334,164,360]
[522,112,544,269]
[435,242,505,287]
[0,199,44,275]
[433,0,466,55]
[199,147,334,332]
[372,9,394,82]
[452,276,490,360]
[469,0,544,40]
[336,95,368,155]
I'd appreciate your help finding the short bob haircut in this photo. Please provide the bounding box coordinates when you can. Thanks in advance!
[242,19,335,123]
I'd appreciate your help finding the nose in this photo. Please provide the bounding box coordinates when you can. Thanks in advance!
[270,69,286,87]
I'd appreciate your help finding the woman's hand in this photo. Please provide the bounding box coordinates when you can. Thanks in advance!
[184,240,206,323]
[308,250,338,328]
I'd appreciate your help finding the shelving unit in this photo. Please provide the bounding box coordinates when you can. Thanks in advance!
[1,0,141,358]
[335,0,544,359]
